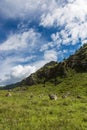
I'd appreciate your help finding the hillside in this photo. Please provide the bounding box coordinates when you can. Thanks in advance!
[0,69,87,130]
[17,44,87,87]
[0,44,87,130]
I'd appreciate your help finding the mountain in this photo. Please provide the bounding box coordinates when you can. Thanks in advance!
[3,43,87,89]
[19,44,87,87]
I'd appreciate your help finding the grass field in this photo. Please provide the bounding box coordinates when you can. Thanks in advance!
[0,72,87,130]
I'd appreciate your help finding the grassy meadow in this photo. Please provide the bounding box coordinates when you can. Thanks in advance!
[0,72,87,130]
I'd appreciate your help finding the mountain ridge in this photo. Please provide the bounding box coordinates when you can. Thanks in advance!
[3,43,87,89]
[19,44,87,86]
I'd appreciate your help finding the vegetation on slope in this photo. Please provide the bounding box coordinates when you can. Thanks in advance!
[17,44,87,87]
[0,71,87,130]
[0,44,87,130]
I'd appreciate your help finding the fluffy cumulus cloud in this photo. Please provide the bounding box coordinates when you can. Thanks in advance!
[0,0,87,86]
[11,65,35,78]
[0,65,36,86]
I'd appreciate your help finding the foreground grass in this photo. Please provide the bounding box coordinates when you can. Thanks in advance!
[0,72,87,130]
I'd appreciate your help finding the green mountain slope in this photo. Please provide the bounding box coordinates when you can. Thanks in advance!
[0,69,87,130]
[0,44,87,130]
[18,44,87,87]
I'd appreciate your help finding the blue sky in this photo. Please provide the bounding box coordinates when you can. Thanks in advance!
[0,0,87,86]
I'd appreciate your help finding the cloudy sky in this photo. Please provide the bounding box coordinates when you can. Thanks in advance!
[0,0,87,86]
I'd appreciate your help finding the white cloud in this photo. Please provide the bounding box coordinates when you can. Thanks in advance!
[51,32,60,42]
[0,0,57,20]
[1,0,87,46]
[40,42,54,51]
[44,50,57,61]
[40,0,87,27]
[40,0,87,46]
[0,65,36,86]
[10,65,36,79]
[0,28,41,51]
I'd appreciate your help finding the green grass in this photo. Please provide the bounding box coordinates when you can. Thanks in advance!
[0,72,87,130]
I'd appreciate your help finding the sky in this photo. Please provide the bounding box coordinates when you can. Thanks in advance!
[0,0,87,86]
